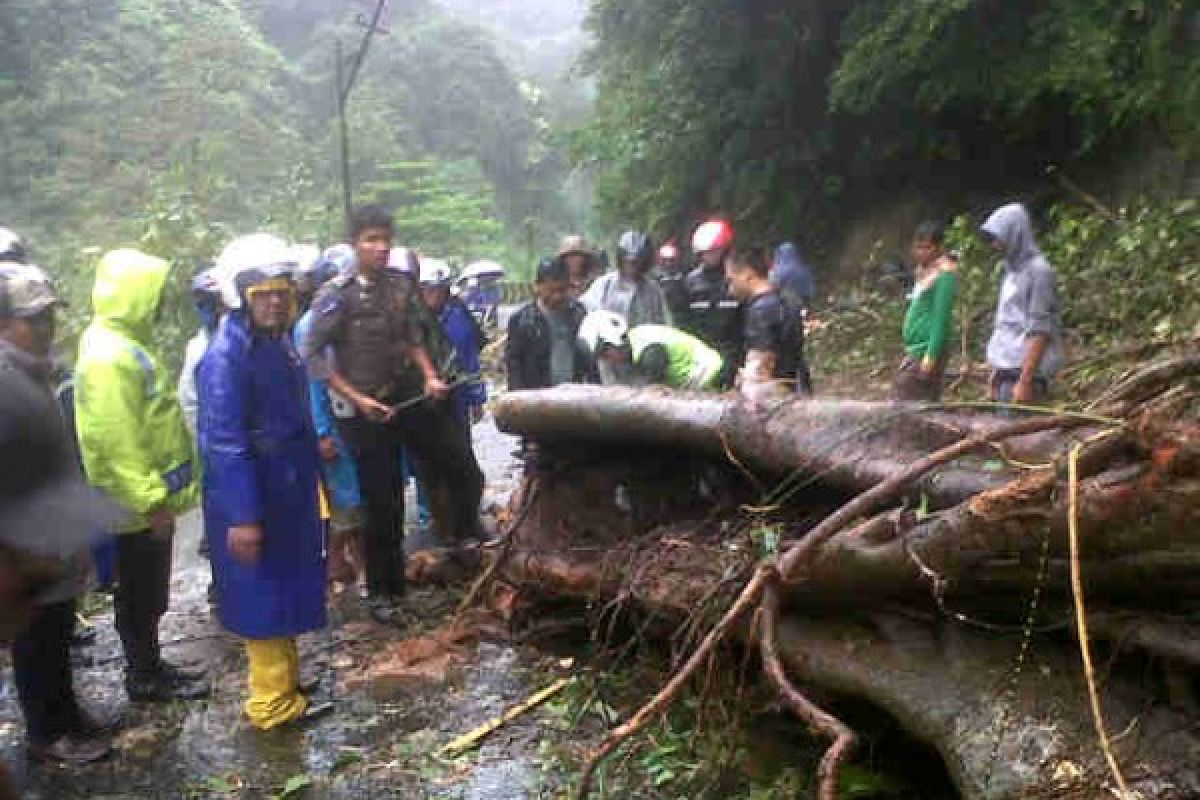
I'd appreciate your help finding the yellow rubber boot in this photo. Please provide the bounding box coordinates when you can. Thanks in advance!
[243,638,307,730]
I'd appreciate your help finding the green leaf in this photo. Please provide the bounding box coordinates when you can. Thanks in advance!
[277,774,312,798]
[205,776,234,793]
[330,749,363,773]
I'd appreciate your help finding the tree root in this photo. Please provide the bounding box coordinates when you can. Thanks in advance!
[452,478,540,625]
[574,413,1087,799]
[760,569,857,800]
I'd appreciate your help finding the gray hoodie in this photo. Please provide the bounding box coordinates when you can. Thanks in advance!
[982,204,1063,376]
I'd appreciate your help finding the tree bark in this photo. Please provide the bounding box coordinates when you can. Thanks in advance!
[484,372,1200,800]
[494,387,1108,509]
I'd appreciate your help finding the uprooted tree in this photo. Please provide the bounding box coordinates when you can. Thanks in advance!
[476,355,1198,800]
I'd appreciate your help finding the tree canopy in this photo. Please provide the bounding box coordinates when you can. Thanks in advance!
[0,1,583,285]
[576,0,1199,253]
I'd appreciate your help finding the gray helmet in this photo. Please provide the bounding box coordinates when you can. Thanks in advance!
[617,230,654,267]
[0,262,62,318]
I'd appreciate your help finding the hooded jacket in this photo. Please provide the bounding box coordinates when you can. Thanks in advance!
[74,250,198,532]
[769,243,816,309]
[981,204,1063,376]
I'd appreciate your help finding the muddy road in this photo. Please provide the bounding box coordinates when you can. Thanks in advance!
[0,416,583,800]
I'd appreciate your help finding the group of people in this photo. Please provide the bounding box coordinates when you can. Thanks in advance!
[0,198,1062,774]
[0,206,493,764]
[509,219,814,402]
[518,200,1061,411]
[894,203,1062,403]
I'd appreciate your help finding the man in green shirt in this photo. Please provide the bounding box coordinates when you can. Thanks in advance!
[894,221,958,401]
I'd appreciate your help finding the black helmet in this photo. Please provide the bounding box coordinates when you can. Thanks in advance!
[617,230,654,267]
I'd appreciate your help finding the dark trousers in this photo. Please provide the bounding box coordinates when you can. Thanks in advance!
[11,600,81,743]
[992,369,1050,407]
[891,357,945,402]
[115,530,172,676]
[339,399,484,599]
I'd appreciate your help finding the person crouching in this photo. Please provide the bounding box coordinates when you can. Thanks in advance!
[197,234,330,730]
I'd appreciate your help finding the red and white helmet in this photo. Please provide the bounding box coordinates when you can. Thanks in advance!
[691,219,734,255]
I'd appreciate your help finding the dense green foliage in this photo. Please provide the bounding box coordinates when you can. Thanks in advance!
[808,196,1200,400]
[0,0,583,361]
[577,0,1198,249]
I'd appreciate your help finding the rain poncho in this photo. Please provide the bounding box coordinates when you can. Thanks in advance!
[437,297,487,428]
[769,243,816,309]
[982,204,1063,377]
[197,312,326,639]
[74,250,198,532]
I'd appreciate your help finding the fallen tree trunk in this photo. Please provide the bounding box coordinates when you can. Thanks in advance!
[494,387,1108,509]
[803,465,1200,611]
[480,361,1199,800]
[495,547,1200,799]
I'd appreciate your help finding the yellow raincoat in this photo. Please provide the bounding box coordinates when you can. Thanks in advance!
[74,249,198,531]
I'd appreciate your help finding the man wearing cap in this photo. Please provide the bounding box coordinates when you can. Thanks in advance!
[1,261,121,763]
[559,235,600,300]
[74,249,206,702]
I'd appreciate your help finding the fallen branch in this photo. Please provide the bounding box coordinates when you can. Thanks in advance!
[439,676,572,757]
[573,568,770,799]
[452,478,540,624]
[778,414,1086,580]
[1067,434,1131,795]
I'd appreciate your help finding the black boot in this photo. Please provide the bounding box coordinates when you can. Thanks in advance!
[125,666,210,703]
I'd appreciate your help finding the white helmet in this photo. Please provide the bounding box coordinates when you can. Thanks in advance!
[419,257,454,287]
[0,227,27,263]
[578,310,629,356]
[214,233,294,309]
[288,243,320,273]
[386,246,418,275]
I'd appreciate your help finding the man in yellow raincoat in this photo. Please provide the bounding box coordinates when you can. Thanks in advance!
[74,249,207,702]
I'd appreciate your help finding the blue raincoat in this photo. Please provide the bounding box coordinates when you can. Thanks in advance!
[293,310,362,512]
[439,298,487,429]
[197,313,326,639]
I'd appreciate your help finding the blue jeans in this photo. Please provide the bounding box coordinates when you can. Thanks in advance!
[992,369,1050,415]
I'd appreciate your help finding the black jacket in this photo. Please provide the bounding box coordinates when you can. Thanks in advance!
[505,301,594,391]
